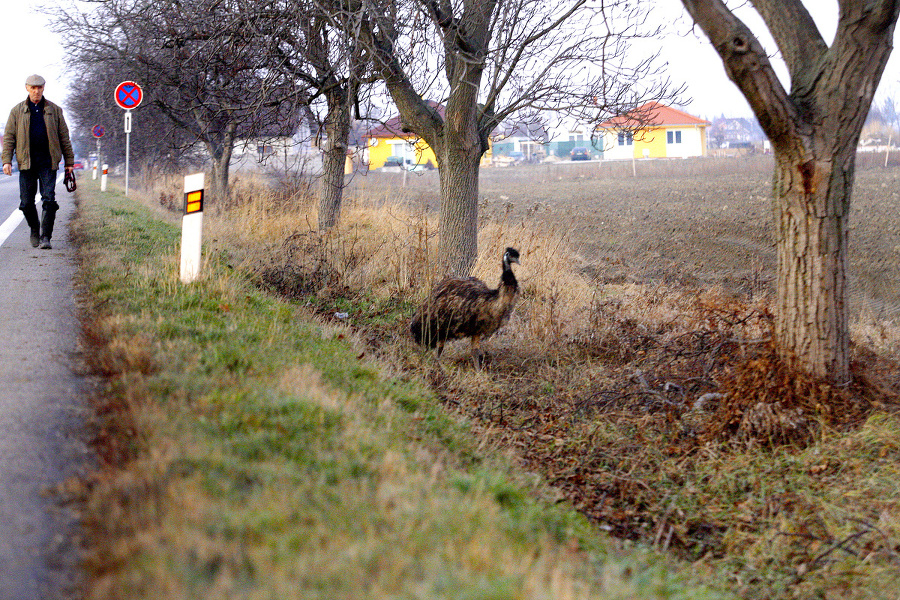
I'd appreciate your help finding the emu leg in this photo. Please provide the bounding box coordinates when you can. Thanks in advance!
[470,335,484,370]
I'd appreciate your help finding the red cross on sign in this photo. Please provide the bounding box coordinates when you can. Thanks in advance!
[114,81,143,110]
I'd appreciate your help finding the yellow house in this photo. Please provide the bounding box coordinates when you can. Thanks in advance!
[363,111,439,170]
[597,102,710,160]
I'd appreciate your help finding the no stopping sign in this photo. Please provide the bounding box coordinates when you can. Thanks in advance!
[114,81,143,110]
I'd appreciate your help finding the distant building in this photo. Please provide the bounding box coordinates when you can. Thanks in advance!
[231,106,315,173]
[707,116,766,149]
[490,120,550,162]
[362,102,441,170]
[596,102,710,160]
[543,117,604,160]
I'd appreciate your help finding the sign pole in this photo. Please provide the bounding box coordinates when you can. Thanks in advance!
[124,110,132,195]
[180,173,205,283]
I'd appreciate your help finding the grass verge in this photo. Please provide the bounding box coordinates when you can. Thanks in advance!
[72,177,728,599]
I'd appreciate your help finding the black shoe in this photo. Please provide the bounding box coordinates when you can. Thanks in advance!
[23,205,40,247]
[39,237,51,250]
[40,207,56,242]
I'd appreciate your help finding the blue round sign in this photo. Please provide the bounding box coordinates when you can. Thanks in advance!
[114,81,143,110]
[92,125,105,138]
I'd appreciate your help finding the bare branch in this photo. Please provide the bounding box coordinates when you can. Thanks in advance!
[680,0,800,150]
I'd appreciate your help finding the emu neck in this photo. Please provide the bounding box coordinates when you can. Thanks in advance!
[499,265,517,297]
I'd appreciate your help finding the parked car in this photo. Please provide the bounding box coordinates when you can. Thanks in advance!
[507,151,525,164]
[570,146,591,161]
[72,162,85,170]
[382,156,433,171]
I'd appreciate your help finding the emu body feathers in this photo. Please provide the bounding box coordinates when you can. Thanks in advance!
[410,248,520,366]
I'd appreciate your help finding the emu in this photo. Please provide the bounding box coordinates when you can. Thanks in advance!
[410,247,520,368]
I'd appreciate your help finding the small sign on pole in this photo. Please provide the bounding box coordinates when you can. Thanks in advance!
[92,125,104,181]
[180,173,205,283]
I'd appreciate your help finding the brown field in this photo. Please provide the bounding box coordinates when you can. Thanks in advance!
[354,154,900,323]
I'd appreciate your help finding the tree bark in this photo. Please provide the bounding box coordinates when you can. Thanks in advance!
[437,142,481,277]
[319,89,351,230]
[772,152,851,381]
[207,129,234,202]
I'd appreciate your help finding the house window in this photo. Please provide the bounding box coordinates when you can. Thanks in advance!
[569,133,583,142]
[667,130,682,144]
[617,131,633,146]
[257,145,274,161]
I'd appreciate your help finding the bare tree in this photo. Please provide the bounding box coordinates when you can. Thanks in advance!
[64,56,197,171]
[60,0,374,222]
[355,0,678,276]
[57,0,303,199]
[270,0,373,229]
[680,1,900,383]
[880,95,900,142]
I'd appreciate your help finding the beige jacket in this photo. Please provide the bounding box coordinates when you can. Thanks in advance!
[2,98,75,171]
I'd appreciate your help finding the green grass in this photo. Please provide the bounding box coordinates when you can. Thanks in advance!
[73,180,730,599]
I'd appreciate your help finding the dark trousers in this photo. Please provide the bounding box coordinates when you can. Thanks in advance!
[18,167,59,239]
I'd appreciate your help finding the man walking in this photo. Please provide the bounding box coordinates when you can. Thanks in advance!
[2,75,75,250]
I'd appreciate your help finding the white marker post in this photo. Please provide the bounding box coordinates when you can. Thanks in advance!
[180,173,205,283]
[100,164,108,191]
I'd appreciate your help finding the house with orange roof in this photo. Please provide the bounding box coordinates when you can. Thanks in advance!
[362,102,441,170]
[596,102,710,160]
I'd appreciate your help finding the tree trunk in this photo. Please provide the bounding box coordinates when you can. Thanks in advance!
[437,144,481,277]
[360,0,496,278]
[319,90,351,230]
[677,0,900,385]
[208,142,233,202]
[772,150,852,383]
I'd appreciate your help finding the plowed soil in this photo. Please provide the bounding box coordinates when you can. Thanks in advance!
[388,154,900,322]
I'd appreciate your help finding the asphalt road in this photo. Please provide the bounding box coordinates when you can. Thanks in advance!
[0,174,91,599]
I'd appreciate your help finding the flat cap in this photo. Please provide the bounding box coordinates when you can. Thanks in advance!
[25,74,45,86]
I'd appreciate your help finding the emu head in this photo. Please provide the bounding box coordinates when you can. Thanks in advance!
[503,247,520,269]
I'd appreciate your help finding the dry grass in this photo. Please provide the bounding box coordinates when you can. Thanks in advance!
[75,177,726,600]
[130,160,900,598]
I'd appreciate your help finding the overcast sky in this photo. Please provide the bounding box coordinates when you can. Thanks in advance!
[4,1,899,129]
[1,4,68,119]
[651,1,844,119]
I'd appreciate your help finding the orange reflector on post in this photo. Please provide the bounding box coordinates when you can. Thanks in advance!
[184,189,204,214]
